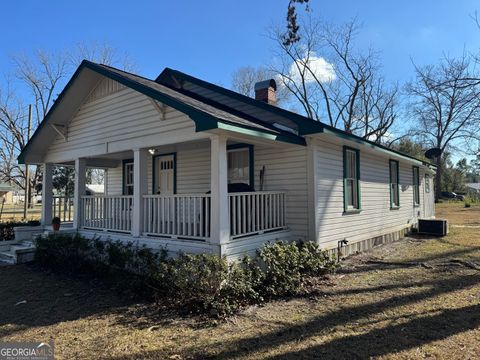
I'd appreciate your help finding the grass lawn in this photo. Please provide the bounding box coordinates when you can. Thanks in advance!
[1,203,479,359]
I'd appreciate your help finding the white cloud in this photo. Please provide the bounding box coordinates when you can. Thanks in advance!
[285,52,336,84]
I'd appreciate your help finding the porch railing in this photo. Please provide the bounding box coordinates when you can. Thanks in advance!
[143,194,211,241]
[53,196,74,222]
[229,192,286,238]
[80,195,133,233]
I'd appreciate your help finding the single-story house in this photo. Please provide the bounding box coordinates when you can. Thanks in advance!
[0,183,14,205]
[466,183,480,198]
[18,61,436,259]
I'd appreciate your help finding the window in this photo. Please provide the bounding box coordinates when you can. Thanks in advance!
[123,160,134,195]
[413,166,420,206]
[389,160,400,208]
[227,145,253,186]
[343,147,360,212]
[425,174,430,193]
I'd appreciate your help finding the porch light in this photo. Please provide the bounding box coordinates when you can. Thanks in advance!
[148,149,156,155]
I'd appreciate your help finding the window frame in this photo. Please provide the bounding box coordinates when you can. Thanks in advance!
[389,160,400,209]
[343,146,361,213]
[122,159,134,196]
[412,166,420,206]
[227,143,254,188]
[425,173,430,193]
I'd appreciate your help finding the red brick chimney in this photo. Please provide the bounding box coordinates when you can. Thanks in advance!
[254,79,277,105]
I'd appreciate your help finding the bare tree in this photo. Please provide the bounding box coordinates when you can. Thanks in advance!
[231,66,289,104]
[271,17,399,143]
[0,43,136,208]
[406,54,480,200]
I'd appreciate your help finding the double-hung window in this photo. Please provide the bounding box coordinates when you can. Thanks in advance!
[425,174,430,193]
[123,160,134,195]
[389,160,400,208]
[227,145,253,186]
[412,166,420,206]
[343,146,360,212]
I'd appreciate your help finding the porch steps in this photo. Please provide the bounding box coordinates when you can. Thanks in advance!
[0,241,36,265]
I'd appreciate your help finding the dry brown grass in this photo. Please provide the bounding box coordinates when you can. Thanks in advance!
[436,201,480,226]
[1,202,479,359]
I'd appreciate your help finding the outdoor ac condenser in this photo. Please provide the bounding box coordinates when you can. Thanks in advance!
[418,219,449,236]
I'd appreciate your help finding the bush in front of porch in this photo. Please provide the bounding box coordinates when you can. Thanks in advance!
[0,220,41,241]
[34,234,336,317]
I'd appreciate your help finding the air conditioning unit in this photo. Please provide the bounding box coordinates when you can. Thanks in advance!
[418,219,449,236]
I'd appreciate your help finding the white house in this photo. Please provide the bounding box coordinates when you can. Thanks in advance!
[18,61,436,259]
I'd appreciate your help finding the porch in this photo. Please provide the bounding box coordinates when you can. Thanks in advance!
[40,134,297,256]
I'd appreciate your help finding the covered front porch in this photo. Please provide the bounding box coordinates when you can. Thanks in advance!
[40,133,293,256]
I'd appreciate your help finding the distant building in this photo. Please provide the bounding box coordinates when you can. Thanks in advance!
[0,183,14,205]
[466,183,480,198]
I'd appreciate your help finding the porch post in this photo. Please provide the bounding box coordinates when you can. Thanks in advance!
[73,158,86,229]
[41,163,53,226]
[210,134,229,255]
[132,148,148,237]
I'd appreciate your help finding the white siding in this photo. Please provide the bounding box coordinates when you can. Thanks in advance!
[254,144,308,239]
[45,83,198,163]
[314,136,434,250]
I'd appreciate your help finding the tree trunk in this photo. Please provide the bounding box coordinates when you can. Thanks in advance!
[434,155,442,202]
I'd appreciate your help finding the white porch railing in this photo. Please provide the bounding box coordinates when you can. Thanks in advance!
[143,194,211,241]
[229,192,286,238]
[81,195,133,233]
[53,196,74,222]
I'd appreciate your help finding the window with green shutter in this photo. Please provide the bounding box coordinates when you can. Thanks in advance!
[389,160,400,208]
[343,146,361,212]
[413,166,420,206]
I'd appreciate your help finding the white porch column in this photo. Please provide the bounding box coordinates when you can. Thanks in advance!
[132,148,148,237]
[210,134,229,254]
[41,163,53,226]
[73,158,86,229]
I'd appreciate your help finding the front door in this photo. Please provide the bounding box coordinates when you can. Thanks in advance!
[154,154,175,195]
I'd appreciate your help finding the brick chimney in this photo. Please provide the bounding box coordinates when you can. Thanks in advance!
[254,79,277,105]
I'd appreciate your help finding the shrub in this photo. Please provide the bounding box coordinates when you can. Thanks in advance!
[34,234,335,317]
[0,220,41,241]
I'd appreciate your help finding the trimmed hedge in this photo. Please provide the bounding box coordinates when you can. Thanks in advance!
[34,234,336,317]
[0,220,41,241]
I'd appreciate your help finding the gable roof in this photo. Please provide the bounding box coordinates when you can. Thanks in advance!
[19,60,433,167]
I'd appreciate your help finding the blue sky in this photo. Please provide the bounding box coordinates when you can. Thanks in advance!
[2,0,479,87]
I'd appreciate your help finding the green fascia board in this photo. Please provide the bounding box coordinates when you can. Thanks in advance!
[321,126,433,167]
[20,61,303,165]
[18,61,90,164]
[158,68,324,135]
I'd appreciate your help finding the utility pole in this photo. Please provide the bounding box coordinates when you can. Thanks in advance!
[23,104,32,220]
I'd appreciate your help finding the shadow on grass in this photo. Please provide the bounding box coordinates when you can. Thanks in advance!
[0,264,143,337]
[103,271,480,360]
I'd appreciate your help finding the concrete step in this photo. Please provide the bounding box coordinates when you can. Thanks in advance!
[0,251,16,265]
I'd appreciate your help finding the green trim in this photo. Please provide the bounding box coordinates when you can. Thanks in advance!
[157,68,434,167]
[389,159,400,209]
[343,146,361,213]
[152,152,177,194]
[216,122,305,146]
[425,173,431,193]
[412,166,420,206]
[227,143,254,189]
[122,158,134,195]
[157,67,324,136]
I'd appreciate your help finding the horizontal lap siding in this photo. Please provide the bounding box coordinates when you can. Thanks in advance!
[254,145,308,239]
[106,143,211,196]
[315,137,428,250]
[46,84,196,161]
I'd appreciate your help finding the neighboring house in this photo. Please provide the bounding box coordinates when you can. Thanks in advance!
[86,184,105,195]
[466,183,480,198]
[18,61,436,259]
[0,183,13,205]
